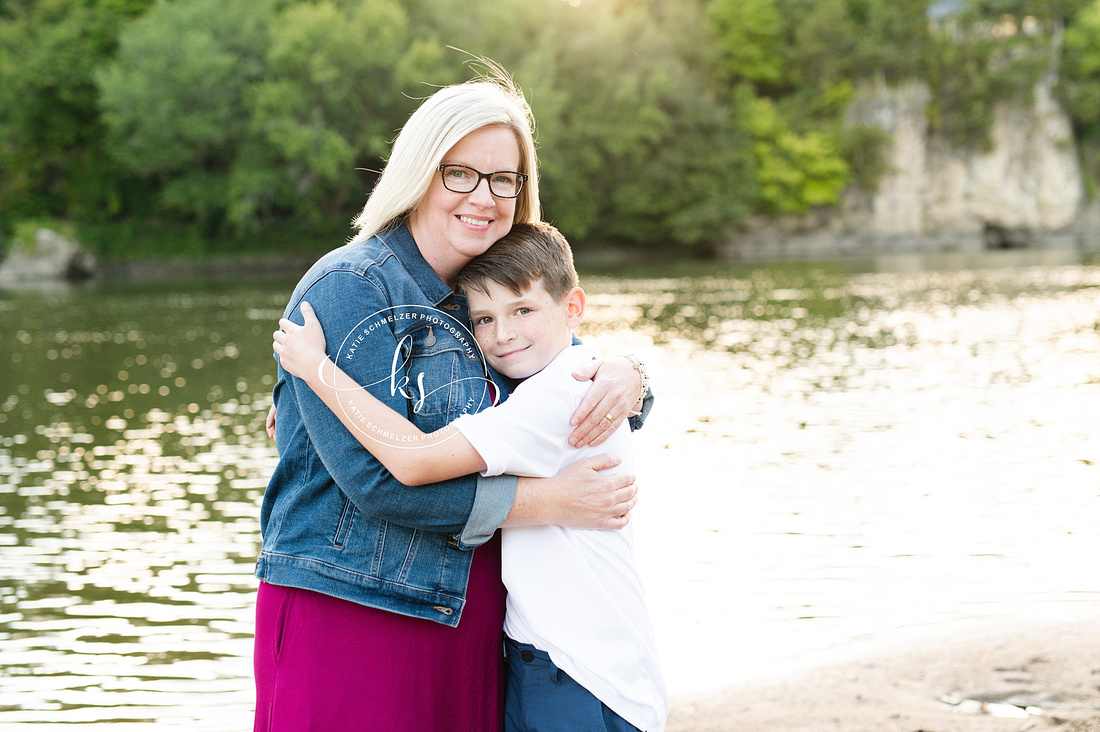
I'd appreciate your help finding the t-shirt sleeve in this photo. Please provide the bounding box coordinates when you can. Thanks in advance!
[453,367,584,478]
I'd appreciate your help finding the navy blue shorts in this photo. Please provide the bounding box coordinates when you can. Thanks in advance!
[503,637,641,732]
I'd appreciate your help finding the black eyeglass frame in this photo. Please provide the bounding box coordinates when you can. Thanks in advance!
[436,164,529,199]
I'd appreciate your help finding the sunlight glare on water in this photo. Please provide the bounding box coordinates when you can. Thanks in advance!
[580,259,1100,693]
[1,254,1099,726]
[1,283,281,729]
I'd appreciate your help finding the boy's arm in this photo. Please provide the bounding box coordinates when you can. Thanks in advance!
[274,302,487,486]
[276,301,636,530]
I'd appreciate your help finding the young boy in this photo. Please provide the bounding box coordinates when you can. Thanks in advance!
[273,222,668,731]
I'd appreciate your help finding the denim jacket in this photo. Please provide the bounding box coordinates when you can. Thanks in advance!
[255,224,518,626]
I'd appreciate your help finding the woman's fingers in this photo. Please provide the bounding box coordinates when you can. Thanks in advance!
[531,453,638,529]
[568,380,613,446]
[611,471,638,508]
[568,357,640,447]
[579,456,637,528]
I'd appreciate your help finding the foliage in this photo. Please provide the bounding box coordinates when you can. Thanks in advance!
[841,124,894,190]
[0,0,153,228]
[10,218,76,254]
[847,0,932,83]
[1060,0,1100,132]
[0,0,1096,258]
[517,1,755,252]
[1059,0,1100,192]
[246,0,415,227]
[750,97,850,214]
[95,0,273,227]
[924,0,1060,150]
[786,0,858,96]
[708,0,787,89]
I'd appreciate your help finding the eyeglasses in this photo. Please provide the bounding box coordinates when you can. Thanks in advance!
[437,164,528,199]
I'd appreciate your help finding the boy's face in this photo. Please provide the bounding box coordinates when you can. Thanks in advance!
[467,279,585,380]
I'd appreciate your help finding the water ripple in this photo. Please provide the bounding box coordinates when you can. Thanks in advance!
[2,258,1099,721]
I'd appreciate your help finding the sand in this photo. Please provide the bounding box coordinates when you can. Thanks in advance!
[666,616,1100,732]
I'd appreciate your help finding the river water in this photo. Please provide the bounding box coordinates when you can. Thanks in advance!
[1,251,1099,728]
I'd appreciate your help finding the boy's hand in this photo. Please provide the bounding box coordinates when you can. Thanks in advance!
[272,301,329,385]
[568,356,643,447]
[265,405,277,439]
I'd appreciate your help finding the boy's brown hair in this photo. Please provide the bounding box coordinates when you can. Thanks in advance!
[454,221,579,301]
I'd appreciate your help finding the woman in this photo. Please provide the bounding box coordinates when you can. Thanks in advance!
[254,69,648,730]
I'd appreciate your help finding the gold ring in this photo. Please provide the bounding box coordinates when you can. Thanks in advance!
[605,413,615,423]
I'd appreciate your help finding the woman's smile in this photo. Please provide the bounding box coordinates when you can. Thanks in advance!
[458,214,493,229]
[408,125,520,282]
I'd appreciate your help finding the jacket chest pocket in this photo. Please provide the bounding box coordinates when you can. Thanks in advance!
[395,322,481,427]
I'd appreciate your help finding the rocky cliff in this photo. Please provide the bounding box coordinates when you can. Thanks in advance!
[727,78,1095,261]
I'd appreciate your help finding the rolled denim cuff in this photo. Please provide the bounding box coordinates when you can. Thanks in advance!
[628,388,655,432]
[457,473,517,549]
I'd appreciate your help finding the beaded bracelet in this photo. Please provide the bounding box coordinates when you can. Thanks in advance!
[626,354,649,404]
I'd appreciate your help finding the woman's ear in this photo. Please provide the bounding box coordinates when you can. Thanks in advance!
[566,286,586,328]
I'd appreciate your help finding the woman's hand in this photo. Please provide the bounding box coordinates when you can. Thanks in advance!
[505,454,638,530]
[568,356,643,448]
[272,301,329,385]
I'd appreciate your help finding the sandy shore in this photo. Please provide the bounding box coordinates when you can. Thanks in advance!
[666,616,1100,732]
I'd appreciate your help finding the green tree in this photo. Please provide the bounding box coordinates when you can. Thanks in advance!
[0,0,154,226]
[923,0,1059,149]
[969,0,1088,20]
[789,0,858,95]
[1060,0,1100,131]
[244,0,417,227]
[525,0,755,253]
[750,96,850,214]
[95,0,274,227]
[708,0,787,90]
[848,0,930,83]
[1059,0,1100,190]
[707,0,859,209]
[10,0,1090,259]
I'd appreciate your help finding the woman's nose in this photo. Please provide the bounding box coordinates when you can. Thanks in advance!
[467,178,496,206]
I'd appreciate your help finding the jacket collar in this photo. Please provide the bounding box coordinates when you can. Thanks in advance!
[376,223,459,308]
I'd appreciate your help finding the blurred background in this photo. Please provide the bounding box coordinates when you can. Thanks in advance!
[4,0,1100,262]
[2,0,1100,729]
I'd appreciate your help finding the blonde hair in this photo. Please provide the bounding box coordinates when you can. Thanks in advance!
[352,66,540,241]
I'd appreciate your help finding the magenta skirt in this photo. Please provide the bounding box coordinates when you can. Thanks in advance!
[253,532,506,731]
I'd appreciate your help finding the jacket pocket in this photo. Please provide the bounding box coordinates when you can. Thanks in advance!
[331,495,356,549]
[370,520,427,586]
[400,323,465,420]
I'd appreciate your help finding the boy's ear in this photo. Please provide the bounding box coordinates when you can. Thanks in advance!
[565,286,586,328]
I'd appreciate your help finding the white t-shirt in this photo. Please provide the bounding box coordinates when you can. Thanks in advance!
[454,345,668,732]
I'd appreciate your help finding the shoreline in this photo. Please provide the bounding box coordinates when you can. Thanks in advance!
[2,245,1096,291]
[666,615,1100,731]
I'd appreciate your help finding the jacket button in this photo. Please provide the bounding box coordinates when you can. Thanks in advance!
[433,606,454,616]
[520,650,534,663]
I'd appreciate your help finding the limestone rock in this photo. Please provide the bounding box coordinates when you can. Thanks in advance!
[852,76,1083,247]
[0,229,97,286]
[726,77,1088,260]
